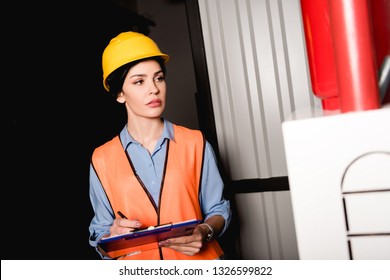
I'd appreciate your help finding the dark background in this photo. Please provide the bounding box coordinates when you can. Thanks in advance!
[2,1,145,260]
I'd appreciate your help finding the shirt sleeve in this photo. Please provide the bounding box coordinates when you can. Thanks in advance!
[199,141,232,236]
[88,164,115,259]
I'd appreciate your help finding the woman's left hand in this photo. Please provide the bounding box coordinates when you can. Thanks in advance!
[158,225,208,256]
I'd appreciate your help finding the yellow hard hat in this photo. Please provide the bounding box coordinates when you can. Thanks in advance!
[102,31,170,91]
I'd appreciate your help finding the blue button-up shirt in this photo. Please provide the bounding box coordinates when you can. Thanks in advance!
[89,119,231,251]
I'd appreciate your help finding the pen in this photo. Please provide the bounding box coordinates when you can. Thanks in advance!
[117,211,128,219]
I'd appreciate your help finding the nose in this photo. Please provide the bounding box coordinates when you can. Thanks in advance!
[149,80,159,95]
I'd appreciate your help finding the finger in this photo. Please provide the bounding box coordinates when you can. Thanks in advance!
[163,244,201,256]
[166,234,201,245]
[117,218,142,228]
[160,239,203,250]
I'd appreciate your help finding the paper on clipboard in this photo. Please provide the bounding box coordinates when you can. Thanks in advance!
[97,219,201,253]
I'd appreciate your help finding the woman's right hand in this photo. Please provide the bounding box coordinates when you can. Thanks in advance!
[109,218,143,237]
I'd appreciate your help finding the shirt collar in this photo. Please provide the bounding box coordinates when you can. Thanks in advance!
[119,118,175,150]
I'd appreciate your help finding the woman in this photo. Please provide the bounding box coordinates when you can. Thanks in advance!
[88,31,231,260]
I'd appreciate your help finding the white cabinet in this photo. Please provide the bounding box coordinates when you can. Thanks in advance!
[282,106,390,259]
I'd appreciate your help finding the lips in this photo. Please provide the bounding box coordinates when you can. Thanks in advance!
[147,99,162,108]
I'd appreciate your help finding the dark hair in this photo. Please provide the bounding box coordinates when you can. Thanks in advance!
[106,56,166,99]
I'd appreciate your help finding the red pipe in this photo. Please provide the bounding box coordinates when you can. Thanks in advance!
[328,0,380,112]
[300,0,339,110]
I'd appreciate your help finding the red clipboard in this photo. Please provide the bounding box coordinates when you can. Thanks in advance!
[97,219,201,253]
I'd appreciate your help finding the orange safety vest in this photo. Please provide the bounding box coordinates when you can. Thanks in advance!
[92,125,223,260]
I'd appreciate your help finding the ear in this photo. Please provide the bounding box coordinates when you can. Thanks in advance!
[116,92,126,104]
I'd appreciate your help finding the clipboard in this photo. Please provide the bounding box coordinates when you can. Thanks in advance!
[97,219,201,253]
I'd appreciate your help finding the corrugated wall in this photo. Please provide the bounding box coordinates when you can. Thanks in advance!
[198,0,320,180]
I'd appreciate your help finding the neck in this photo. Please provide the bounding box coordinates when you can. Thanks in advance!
[127,118,164,152]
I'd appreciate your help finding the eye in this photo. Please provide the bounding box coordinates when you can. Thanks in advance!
[155,76,165,82]
[134,79,144,85]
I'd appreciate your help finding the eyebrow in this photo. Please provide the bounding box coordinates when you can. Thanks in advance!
[129,70,163,79]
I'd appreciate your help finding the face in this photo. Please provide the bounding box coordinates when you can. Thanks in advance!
[117,59,166,120]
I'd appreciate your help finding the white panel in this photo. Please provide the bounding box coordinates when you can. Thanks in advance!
[198,0,317,180]
[350,236,390,260]
[345,192,390,234]
[342,152,390,191]
[282,106,390,259]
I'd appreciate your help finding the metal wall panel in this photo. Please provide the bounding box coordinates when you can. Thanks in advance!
[198,0,320,180]
[234,191,299,259]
